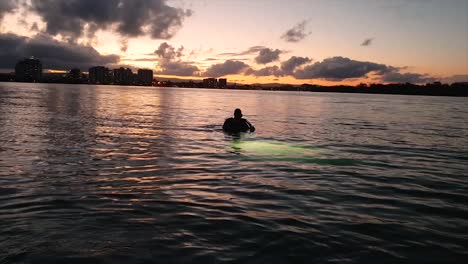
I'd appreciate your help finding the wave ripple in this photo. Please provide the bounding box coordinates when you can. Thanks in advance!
[1,84,467,263]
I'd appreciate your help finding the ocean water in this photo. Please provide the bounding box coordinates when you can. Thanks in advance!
[0,83,467,263]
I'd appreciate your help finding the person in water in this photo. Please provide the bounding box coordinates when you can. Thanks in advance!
[223,108,256,133]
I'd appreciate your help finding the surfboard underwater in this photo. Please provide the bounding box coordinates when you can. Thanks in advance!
[230,139,355,165]
[231,140,318,157]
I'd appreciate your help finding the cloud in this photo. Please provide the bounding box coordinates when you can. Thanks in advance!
[157,61,199,76]
[203,60,250,77]
[247,56,309,77]
[244,56,312,77]
[0,33,119,70]
[444,74,468,84]
[218,46,266,57]
[27,0,191,40]
[255,48,282,64]
[361,38,373,46]
[246,66,283,77]
[289,56,437,84]
[155,42,184,60]
[382,71,436,84]
[280,56,312,74]
[294,56,390,80]
[120,39,129,53]
[245,56,312,77]
[218,46,283,64]
[154,42,199,76]
[281,21,310,42]
[30,22,40,32]
[123,57,158,62]
[0,0,18,19]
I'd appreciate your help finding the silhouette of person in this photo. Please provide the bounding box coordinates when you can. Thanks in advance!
[223,108,255,133]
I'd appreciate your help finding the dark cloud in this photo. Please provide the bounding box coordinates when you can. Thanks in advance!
[280,56,311,74]
[30,22,40,32]
[290,56,437,84]
[0,34,25,69]
[444,74,468,84]
[27,0,191,40]
[361,38,374,46]
[245,56,311,77]
[204,60,249,77]
[294,56,390,80]
[0,33,119,70]
[157,61,199,76]
[246,66,283,77]
[155,42,184,60]
[120,39,129,53]
[382,71,436,84]
[218,46,266,57]
[154,42,199,76]
[281,21,310,43]
[0,0,18,18]
[123,57,157,62]
[255,48,282,64]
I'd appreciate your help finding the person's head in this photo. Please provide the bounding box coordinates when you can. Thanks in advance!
[234,108,243,119]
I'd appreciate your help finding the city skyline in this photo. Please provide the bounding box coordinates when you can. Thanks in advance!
[10,57,230,88]
[0,0,467,86]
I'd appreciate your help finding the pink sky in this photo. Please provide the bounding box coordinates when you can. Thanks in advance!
[0,0,467,85]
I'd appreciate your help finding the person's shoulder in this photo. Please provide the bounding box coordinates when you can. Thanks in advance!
[224,117,234,126]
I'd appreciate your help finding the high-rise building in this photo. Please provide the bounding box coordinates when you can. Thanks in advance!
[138,69,153,86]
[69,68,81,79]
[203,78,217,88]
[113,67,134,85]
[66,68,83,83]
[218,78,227,88]
[89,66,111,84]
[15,58,42,82]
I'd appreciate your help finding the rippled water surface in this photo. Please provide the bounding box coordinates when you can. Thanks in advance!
[1,83,467,263]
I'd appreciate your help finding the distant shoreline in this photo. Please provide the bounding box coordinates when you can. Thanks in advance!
[1,80,467,97]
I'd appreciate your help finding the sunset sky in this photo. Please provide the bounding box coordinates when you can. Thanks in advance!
[0,0,467,85]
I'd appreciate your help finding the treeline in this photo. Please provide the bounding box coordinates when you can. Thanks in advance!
[237,82,468,97]
[1,72,467,97]
[298,82,468,97]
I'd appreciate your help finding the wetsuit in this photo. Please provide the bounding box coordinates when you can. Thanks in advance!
[223,118,255,133]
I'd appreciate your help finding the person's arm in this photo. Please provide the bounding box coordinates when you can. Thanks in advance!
[223,119,230,131]
[246,120,255,132]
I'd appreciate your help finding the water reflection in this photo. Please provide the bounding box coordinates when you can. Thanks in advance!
[41,85,98,172]
[1,84,467,263]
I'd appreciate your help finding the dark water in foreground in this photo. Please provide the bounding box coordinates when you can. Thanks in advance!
[1,83,467,263]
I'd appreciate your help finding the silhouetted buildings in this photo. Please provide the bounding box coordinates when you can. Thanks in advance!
[0,73,15,82]
[113,67,134,85]
[202,78,228,88]
[69,68,81,79]
[88,66,153,86]
[65,68,85,83]
[15,58,42,82]
[89,66,111,84]
[138,69,154,86]
[218,78,227,88]
[203,78,217,88]
[6,59,468,96]
[451,82,468,88]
